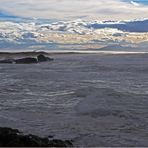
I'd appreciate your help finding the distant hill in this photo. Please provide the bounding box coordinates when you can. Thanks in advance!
[98,44,138,51]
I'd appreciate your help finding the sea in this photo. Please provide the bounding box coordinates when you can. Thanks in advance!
[0,53,148,146]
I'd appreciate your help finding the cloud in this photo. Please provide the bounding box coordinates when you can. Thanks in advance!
[0,19,148,46]
[131,1,140,6]
[0,0,148,20]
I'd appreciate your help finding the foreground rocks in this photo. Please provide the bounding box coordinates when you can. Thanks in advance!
[0,54,53,64]
[0,127,73,147]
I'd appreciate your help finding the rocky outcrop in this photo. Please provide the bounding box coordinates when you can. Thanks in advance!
[15,57,37,64]
[0,59,15,64]
[0,127,73,147]
[0,54,53,64]
[37,54,54,62]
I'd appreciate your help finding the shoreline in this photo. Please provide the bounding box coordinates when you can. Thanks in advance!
[0,50,148,57]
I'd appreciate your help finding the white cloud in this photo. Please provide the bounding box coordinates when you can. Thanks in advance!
[0,20,148,46]
[131,1,140,6]
[0,0,148,20]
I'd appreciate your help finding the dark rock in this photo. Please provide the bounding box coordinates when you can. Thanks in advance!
[48,139,73,147]
[37,54,53,62]
[46,57,54,61]
[15,57,37,64]
[0,59,14,64]
[0,54,53,64]
[37,54,48,62]
[48,135,54,138]
[0,127,73,147]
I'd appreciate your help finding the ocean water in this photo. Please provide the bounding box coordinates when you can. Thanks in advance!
[123,0,148,5]
[0,53,148,146]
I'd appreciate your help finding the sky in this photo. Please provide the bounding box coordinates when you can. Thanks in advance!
[0,0,148,51]
[0,0,148,21]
